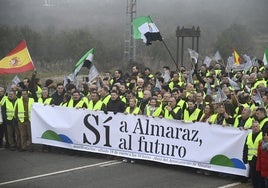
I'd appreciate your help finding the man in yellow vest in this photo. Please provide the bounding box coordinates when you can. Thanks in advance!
[14,89,34,151]
[0,86,8,148]
[183,99,202,122]
[226,107,253,129]
[99,87,111,106]
[3,91,19,151]
[255,107,268,131]
[88,91,105,111]
[164,97,182,120]
[38,87,54,105]
[67,90,87,108]
[242,121,262,187]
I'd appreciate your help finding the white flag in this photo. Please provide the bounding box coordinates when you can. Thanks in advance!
[242,54,253,73]
[12,75,21,85]
[252,90,263,106]
[227,78,240,90]
[226,56,234,73]
[263,48,268,66]
[215,88,227,104]
[212,50,222,62]
[155,78,162,90]
[203,56,212,68]
[88,65,100,83]
[187,69,194,84]
[206,82,212,96]
[188,48,199,64]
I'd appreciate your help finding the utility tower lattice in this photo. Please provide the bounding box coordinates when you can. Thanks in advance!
[124,0,137,63]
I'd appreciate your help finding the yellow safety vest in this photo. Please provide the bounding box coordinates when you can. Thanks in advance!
[235,103,250,116]
[88,100,103,111]
[0,96,7,106]
[168,81,183,91]
[36,86,42,99]
[38,97,52,105]
[253,79,267,89]
[81,96,89,107]
[209,114,228,126]
[120,96,127,104]
[5,99,16,120]
[145,106,162,117]
[164,106,181,120]
[137,90,143,99]
[246,132,262,161]
[233,115,253,129]
[259,117,268,130]
[67,99,85,108]
[102,95,111,106]
[177,99,186,109]
[183,108,201,122]
[125,106,140,115]
[60,102,68,107]
[16,98,34,122]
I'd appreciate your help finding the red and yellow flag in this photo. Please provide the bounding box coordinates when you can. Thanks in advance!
[233,50,241,65]
[0,40,35,74]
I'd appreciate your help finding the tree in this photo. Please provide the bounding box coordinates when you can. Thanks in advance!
[213,24,255,61]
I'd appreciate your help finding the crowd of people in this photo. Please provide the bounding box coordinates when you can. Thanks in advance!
[0,60,268,187]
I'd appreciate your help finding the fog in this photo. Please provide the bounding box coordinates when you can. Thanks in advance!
[0,0,267,33]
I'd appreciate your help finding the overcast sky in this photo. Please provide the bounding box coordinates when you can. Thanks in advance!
[0,0,267,33]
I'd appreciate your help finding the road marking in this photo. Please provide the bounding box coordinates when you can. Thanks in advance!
[100,161,122,167]
[217,182,241,188]
[0,160,117,186]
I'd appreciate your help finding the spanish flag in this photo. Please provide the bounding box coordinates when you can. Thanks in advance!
[233,50,241,65]
[0,40,35,74]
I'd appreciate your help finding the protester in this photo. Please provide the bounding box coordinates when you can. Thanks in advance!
[144,98,162,117]
[0,86,8,148]
[38,87,54,105]
[3,91,19,151]
[67,90,87,108]
[200,104,214,123]
[0,53,267,182]
[14,89,34,151]
[183,99,202,122]
[163,96,182,120]
[255,107,268,131]
[256,127,268,188]
[88,91,105,111]
[243,121,262,187]
[51,83,65,106]
[106,90,125,113]
[124,97,141,115]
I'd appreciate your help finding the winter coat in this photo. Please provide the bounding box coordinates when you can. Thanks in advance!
[256,140,268,177]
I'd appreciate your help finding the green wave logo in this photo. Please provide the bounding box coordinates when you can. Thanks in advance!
[41,130,73,144]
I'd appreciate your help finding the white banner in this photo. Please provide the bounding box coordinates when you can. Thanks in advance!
[31,103,249,176]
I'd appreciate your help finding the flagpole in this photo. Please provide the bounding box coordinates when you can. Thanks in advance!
[162,40,178,71]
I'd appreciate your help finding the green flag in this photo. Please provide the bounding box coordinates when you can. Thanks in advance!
[132,16,162,45]
[73,48,94,76]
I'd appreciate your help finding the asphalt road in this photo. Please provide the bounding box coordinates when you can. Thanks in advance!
[0,145,245,188]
